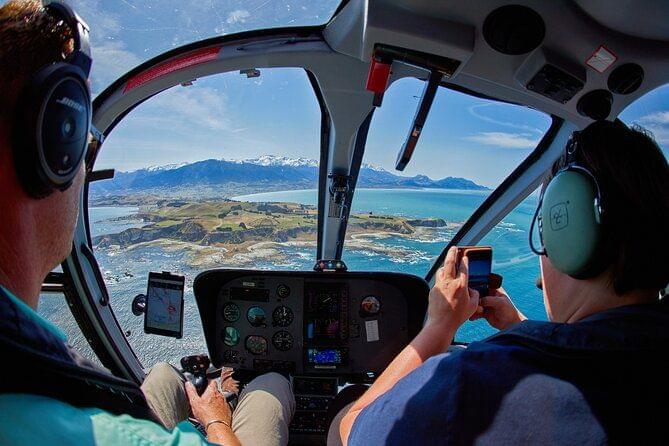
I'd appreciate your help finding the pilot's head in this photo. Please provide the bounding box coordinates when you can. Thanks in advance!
[0,1,86,294]
[540,120,669,321]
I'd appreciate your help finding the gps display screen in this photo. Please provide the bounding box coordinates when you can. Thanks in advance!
[307,348,344,365]
[144,272,185,338]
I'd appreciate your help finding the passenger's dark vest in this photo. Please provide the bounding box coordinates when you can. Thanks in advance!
[0,287,155,421]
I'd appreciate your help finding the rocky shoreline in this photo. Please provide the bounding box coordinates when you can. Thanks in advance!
[94,199,450,250]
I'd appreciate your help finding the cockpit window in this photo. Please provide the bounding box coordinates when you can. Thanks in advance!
[343,78,551,279]
[89,68,321,365]
[69,0,343,95]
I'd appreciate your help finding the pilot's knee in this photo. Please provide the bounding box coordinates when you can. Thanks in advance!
[149,361,176,376]
[250,372,292,397]
[244,372,295,415]
[144,362,183,387]
[260,371,290,387]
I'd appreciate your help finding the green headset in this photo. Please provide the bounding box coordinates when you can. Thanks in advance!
[530,129,607,279]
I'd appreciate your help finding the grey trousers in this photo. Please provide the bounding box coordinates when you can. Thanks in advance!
[142,363,295,446]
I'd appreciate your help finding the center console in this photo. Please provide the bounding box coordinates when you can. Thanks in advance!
[193,269,429,443]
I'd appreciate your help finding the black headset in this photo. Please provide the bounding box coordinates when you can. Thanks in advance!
[11,0,93,199]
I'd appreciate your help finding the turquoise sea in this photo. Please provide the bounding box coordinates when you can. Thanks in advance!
[39,188,546,367]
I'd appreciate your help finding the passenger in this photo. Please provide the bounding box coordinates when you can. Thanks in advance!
[338,120,669,445]
[0,2,292,445]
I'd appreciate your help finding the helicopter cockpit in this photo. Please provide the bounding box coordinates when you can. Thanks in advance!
[27,0,669,444]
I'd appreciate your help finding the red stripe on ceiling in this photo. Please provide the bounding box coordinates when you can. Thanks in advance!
[123,46,222,93]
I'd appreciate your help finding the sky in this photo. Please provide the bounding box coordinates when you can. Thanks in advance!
[4,0,667,188]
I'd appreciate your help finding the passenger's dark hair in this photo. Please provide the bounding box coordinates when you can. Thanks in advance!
[546,120,669,295]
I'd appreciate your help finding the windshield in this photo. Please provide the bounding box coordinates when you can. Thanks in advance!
[89,68,322,365]
[340,79,551,272]
[66,0,342,95]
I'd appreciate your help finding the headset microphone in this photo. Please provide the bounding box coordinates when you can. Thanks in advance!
[11,1,93,199]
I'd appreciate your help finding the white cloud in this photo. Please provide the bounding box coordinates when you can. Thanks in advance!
[640,124,669,144]
[130,85,231,133]
[467,104,545,135]
[90,40,141,93]
[226,9,250,24]
[69,0,122,36]
[464,132,539,149]
[632,111,669,144]
[637,111,669,125]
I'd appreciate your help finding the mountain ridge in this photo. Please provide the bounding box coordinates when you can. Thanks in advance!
[91,155,488,197]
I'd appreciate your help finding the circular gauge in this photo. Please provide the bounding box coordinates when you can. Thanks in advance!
[361,295,381,315]
[223,349,239,364]
[222,326,240,346]
[222,303,240,322]
[272,305,294,327]
[247,306,266,327]
[245,335,268,355]
[272,330,293,351]
[276,284,291,299]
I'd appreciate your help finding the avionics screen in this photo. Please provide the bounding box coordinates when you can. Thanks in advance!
[230,287,270,302]
[145,274,184,338]
[307,348,343,365]
[304,284,348,341]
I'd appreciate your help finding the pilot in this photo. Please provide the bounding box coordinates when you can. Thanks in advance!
[0,2,293,445]
[338,120,669,445]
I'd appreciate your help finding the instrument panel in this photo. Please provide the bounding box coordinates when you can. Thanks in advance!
[194,270,429,378]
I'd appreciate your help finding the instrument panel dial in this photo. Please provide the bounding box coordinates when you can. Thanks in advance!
[222,303,241,322]
[272,305,294,327]
[222,326,240,346]
[247,306,267,327]
[272,330,294,351]
[276,284,291,299]
[361,295,381,315]
[245,335,268,355]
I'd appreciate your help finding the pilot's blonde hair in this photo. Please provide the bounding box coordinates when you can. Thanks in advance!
[0,0,73,120]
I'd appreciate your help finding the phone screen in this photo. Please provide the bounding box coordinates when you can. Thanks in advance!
[144,272,185,338]
[460,248,492,297]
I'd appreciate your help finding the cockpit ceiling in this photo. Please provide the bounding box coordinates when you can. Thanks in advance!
[574,0,669,42]
[324,0,669,129]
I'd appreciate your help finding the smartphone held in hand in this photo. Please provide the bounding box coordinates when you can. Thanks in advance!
[457,246,492,298]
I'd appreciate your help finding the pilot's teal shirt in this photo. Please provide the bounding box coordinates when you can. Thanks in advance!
[0,286,210,445]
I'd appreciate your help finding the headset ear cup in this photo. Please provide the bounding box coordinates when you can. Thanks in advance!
[541,170,603,278]
[12,63,91,198]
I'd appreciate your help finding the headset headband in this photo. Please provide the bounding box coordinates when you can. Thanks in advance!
[43,0,92,77]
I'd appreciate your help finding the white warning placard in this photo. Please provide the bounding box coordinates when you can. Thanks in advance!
[586,45,617,73]
[365,320,379,342]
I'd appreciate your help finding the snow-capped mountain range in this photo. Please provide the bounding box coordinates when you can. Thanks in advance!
[135,155,383,172]
[92,155,486,197]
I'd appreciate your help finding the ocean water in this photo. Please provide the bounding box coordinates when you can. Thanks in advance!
[39,188,546,367]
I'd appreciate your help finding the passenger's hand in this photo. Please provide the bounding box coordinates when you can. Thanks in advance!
[426,246,480,333]
[469,287,526,330]
[185,378,232,428]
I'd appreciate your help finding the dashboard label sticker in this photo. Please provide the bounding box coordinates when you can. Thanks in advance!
[365,320,379,342]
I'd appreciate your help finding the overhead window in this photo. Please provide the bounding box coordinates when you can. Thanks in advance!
[619,83,669,160]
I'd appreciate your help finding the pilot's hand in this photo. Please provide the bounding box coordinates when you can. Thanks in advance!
[186,378,232,430]
[427,246,480,333]
[469,287,526,330]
